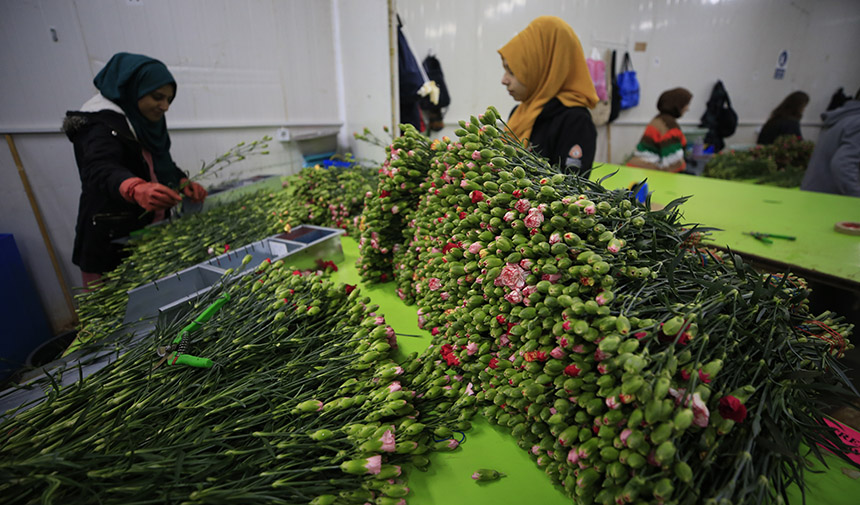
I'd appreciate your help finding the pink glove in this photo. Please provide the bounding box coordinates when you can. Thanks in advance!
[180,178,208,203]
[120,178,182,211]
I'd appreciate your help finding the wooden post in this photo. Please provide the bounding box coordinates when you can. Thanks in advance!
[5,134,78,326]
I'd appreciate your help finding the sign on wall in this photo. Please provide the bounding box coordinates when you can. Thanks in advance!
[774,50,789,80]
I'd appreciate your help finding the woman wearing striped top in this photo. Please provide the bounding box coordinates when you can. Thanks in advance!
[626,88,693,173]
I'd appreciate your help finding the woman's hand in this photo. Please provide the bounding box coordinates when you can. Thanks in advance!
[179,178,208,203]
[120,178,182,211]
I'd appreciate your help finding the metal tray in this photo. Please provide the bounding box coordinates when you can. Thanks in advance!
[275,225,346,270]
[123,225,344,324]
[123,265,224,324]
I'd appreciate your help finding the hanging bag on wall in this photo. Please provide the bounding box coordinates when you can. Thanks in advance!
[827,87,851,111]
[617,52,640,110]
[590,49,612,126]
[608,50,621,123]
[699,80,738,152]
[586,47,607,101]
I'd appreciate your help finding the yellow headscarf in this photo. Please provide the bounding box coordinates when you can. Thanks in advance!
[498,16,598,143]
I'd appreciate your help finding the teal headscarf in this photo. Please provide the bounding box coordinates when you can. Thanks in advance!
[93,52,181,187]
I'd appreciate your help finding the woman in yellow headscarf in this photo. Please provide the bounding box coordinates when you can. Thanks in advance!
[498,16,598,175]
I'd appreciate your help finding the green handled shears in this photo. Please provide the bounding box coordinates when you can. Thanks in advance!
[744,232,796,244]
[153,293,230,370]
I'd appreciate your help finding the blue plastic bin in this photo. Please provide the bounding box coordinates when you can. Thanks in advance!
[0,234,53,381]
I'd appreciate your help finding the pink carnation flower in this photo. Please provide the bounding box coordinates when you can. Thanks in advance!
[515,199,530,213]
[364,455,382,474]
[428,278,442,291]
[504,289,523,304]
[499,263,528,289]
[524,208,545,229]
[379,428,396,452]
[691,392,710,427]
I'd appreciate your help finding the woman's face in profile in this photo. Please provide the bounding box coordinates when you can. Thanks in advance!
[501,58,528,102]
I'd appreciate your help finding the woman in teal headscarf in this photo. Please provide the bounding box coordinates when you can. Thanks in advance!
[63,52,207,285]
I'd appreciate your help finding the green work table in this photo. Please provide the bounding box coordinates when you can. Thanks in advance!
[590,165,860,288]
[330,237,860,505]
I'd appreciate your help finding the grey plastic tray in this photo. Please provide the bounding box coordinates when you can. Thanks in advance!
[124,264,225,324]
[275,225,346,270]
[204,237,304,271]
[122,225,345,325]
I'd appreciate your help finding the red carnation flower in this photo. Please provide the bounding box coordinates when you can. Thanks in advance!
[344,284,356,294]
[470,190,485,203]
[718,395,747,423]
[379,190,390,198]
[442,242,461,253]
[523,350,548,362]
[488,357,499,369]
[563,364,582,377]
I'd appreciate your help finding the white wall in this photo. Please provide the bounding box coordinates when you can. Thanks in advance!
[0,0,393,333]
[397,0,860,162]
[335,0,397,165]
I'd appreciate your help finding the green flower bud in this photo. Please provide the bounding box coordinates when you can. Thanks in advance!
[471,468,506,482]
[310,429,334,441]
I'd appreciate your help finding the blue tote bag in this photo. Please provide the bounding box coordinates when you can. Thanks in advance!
[617,52,639,110]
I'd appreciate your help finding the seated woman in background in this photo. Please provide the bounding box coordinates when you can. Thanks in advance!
[757,91,809,145]
[626,87,693,173]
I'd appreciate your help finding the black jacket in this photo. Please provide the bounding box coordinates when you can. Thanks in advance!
[62,109,183,273]
[525,98,597,176]
[756,117,801,145]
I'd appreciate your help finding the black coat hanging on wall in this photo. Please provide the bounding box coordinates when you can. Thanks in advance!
[419,54,451,132]
[699,80,738,152]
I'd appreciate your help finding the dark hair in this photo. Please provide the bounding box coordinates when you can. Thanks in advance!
[655,87,692,130]
[768,91,809,121]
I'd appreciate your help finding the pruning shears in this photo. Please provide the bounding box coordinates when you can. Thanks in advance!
[152,293,230,370]
[744,232,796,244]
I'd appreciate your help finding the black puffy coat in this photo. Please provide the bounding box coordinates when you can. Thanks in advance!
[62,109,184,273]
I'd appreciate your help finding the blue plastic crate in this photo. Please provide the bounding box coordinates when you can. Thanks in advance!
[0,234,53,380]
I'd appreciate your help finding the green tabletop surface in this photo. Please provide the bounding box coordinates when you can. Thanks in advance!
[590,165,860,285]
[330,237,860,505]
